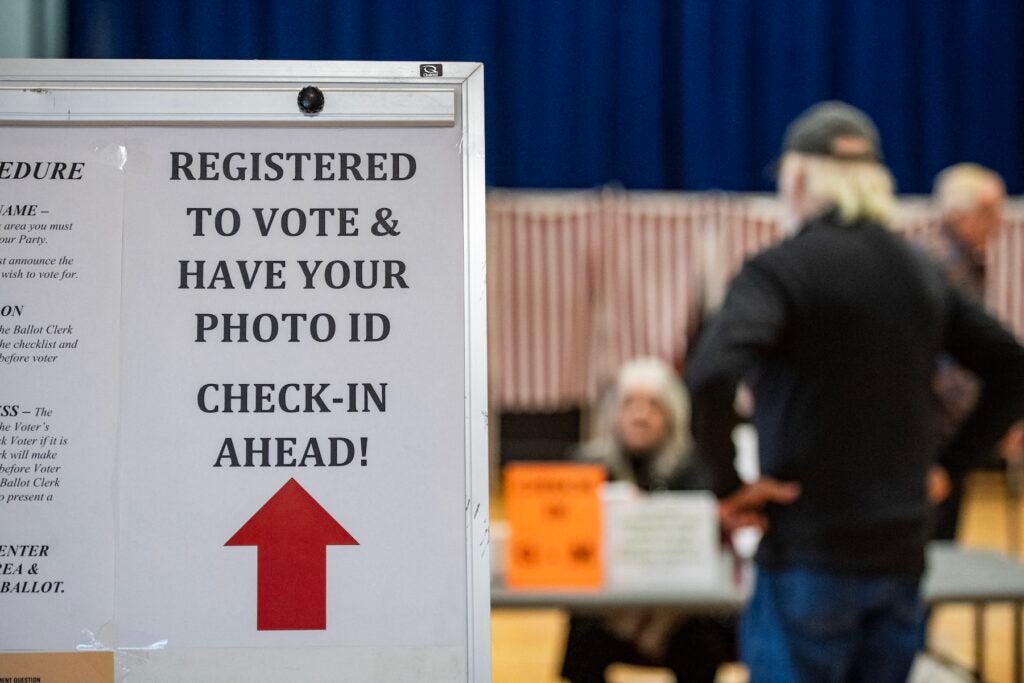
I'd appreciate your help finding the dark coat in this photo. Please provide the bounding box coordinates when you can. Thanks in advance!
[686,209,1024,575]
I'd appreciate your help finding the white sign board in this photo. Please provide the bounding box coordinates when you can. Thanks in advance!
[0,60,489,682]
[604,491,720,591]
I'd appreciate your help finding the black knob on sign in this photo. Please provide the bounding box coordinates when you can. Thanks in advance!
[297,86,325,114]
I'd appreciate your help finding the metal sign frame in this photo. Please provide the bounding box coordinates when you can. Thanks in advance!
[0,59,489,682]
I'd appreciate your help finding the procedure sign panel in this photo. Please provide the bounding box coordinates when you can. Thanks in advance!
[0,138,124,651]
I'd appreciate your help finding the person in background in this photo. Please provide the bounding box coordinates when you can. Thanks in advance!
[560,356,735,683]
[926,163,1023,538]
[686,101,1024,682]
[932,163,1005,295]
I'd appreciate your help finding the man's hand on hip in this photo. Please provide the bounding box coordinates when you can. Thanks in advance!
[719,478,801,533]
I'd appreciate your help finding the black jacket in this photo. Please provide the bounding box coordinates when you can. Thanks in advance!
[686,210,1024,575]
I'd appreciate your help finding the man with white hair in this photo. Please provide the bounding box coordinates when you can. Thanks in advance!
[933,162,1006,297]
[928,163,1020,540]
[686,101,1024,682]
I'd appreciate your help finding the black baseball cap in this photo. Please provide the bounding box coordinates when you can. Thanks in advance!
[782,100,883,162]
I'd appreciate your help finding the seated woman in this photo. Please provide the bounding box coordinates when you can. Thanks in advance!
[560,357,735,683]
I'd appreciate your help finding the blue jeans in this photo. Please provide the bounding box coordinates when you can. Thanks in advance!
[741,567,925,683]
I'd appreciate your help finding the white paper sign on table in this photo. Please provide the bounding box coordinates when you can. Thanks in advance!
[604,490,721,591]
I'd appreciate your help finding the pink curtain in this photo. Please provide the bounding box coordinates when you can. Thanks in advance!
[487,190,1024,412]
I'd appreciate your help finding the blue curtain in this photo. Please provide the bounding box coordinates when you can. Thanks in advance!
[68,0,1024,194]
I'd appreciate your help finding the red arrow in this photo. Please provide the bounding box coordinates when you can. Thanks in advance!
[225,478,358,630]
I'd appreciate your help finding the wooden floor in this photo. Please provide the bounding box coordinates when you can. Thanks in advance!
[491,471,1024,682]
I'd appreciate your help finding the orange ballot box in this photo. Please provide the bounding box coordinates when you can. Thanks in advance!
[504,463,605,589]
